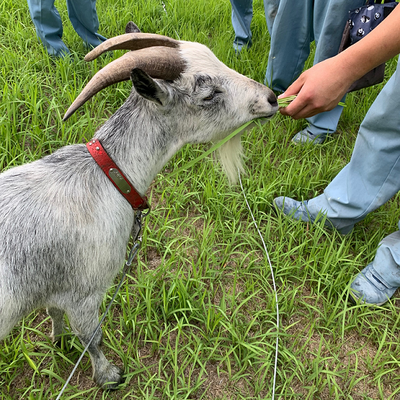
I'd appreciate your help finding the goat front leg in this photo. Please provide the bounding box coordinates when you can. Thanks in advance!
[0,292,22,342]
[47,307,64,344]
[65,300,123,389]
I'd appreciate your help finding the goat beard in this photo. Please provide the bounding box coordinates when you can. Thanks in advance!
[217,133,244,185]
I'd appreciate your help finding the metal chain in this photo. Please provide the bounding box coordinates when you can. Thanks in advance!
[55,211,147,400]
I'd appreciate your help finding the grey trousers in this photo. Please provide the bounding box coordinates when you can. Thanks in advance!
[308,60,400,284]
[27,0,106,56]
[230,0,365,135]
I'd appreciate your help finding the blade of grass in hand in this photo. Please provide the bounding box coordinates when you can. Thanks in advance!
[278,95,346,108]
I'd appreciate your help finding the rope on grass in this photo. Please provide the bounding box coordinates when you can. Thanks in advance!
[161,1,181,40]
[238,169,279,400]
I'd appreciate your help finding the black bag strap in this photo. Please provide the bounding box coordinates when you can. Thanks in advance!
[368,0,397,4]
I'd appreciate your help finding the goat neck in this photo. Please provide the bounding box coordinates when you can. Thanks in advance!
[93,94,181,195]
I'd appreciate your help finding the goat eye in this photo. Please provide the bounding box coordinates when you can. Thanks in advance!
[202,89,222,102]
[203,93,215,101]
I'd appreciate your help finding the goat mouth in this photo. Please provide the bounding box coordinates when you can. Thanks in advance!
[254,110,277,121]
[252,105,279,120]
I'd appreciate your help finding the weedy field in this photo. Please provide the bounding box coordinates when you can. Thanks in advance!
[1,0,400,399]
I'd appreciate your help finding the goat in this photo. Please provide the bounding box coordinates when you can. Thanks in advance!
[0,22,278,389]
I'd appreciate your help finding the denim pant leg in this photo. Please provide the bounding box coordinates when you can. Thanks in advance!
[66,0,106,47]
[306,0,365,136]
[369,228,400,288]
[230,0,253,49]
[307,61,400,233]
[263,0,280,33]
[27,0,69,56]
[265,0,314,92]
[265,0,364,134]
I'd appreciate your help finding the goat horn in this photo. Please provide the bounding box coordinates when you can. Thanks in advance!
[63,47,185,121]
[84,33,180,62]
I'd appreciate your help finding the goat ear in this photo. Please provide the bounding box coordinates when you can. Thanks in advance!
[125,21,141,33]
[130,68,169,106]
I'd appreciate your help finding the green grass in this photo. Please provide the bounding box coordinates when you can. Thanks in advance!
[1,0,400,399]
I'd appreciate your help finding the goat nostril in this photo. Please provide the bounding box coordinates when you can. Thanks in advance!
[268,93,278,107]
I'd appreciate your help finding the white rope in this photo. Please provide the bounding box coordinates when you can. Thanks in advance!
[161,1,180,40]
[238,169,279,399]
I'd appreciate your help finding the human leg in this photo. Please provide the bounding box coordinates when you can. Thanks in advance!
[273,197,344,232]
[266,0,340,143]
[350,227,400,305]
[263,0,280,33]
[230,0,253,51]
[292,105,345,144]
[276,60,400,233]
[297,0,366,142]
[66,0,106,48]
[265,0,314,92]
[27,0,70,56]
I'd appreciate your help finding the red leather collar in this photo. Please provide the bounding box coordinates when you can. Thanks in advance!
[86,139,149,211]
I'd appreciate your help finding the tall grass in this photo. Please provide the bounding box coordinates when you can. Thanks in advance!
[1,0,400,399]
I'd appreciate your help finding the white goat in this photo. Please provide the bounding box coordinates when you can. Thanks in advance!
[0,22,277,388]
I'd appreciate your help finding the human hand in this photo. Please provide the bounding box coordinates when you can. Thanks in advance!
[279,5,400,120]
[279,57,353,119]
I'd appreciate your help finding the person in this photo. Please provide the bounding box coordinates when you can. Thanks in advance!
[230,0,365,144]
[27,0,106,58]
[274,4,400,306]
[229,0,279,52]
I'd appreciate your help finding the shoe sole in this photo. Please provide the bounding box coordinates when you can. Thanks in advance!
[349,291,387,307]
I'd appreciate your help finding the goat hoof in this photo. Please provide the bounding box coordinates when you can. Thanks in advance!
[95,365,124,390]
[50,333,63,347]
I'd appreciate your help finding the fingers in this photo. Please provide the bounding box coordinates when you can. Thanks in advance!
[278,79,344,119]
[279,87,315,119]
[277,78,308,119]
[280,97,331,119]
[281,104,321,119]
[278,78,304,100]
[278,59,349,119]
[280,96,323,119]
[279,96,306,119]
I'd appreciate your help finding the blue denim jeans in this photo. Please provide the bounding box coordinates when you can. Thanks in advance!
[230,0,279,50]
[27,0,106,56]
[308,60,400,236]
[265,0,365,136]
[231,0,365,135]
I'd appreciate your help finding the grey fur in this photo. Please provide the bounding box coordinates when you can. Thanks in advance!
[0,40,277,389]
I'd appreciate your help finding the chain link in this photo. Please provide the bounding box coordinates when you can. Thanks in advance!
[55,210,148,399]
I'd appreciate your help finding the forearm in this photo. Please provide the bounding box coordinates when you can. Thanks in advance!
[280,5,400,120]
[337,4,400,84]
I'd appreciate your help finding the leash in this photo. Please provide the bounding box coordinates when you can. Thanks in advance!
[55,3,277,393]
[53,165,279,399]
[161,1,181,39]
[238,169,279,399]
[55,210,148,400]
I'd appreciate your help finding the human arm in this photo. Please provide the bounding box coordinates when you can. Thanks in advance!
[279,5,400,119]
